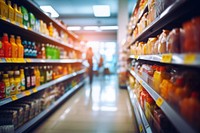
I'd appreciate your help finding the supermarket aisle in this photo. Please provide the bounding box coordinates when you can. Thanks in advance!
[32,75,138,133]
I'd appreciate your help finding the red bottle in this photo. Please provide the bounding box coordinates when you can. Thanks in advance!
[2,33,12,58]
[0,38,4,57]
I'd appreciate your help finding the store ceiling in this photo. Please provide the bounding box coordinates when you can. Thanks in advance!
[33,0,136,41]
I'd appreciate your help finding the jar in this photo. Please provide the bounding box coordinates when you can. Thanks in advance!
[158,30,170,54]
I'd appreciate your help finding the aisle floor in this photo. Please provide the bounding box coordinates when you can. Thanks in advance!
[32,75,138,133]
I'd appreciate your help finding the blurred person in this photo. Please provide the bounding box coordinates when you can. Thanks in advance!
[86,47,94,85]
[98,55,104,76]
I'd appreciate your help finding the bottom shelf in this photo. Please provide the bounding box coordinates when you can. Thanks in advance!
[15,80,85,133]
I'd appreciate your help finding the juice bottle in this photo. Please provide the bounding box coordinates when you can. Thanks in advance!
[14,69,21,94]
[34,66,40,87]
[3,73,10,97]
[45,44,50,59]
[32,42,37,58]
[41,43,46,59]
[19,67,25,91]
[0,38,4,57]
[44,66,48,82]
[0,71,6,99]
[22,40,28,58]
[18,6,23,25]
[10,35,18,58]
[16,36,24,58]
[8,69,16,95]
[48,22,53,37]
[2,33,12,58]
[29,13,36,29]
[14,4,19,23]
[24,67,30,90]
[30,66,35,89]
[21,6,29,27]
[0,0,8,19]
[27,41,32,58]
[7,1,14,22]
[39,66,45,84]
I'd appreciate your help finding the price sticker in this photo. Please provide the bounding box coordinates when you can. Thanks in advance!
[139,79,143,85]
[11,95,18,101]
[24,90,31,96]
[32,88,38,93]
[156,97,164,107]
[5,58,12,62]
[12,58,17,62]
[11,20,15,24]
[139,124,143,132]
[184,54,196,64]
[161,54,172,63]
[26,58,32,62]
[135,55,139,60]
[1,17,6,21]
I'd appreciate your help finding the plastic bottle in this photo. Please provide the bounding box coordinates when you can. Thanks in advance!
[0,38,4,57]
[41,43,46,59]
[29,13,36,29]
[7,1,14,22]
[21,6,29,27]
[14,4,19,23]
[2,33,12,58]
[3,73,10,97]
[32,42,37,58]
[45,44,50,59]
[8,69,16,95]
[22,40,28,58]
[48,22,53,37]
[16,36,24,58]
[0,71,6,99]
[27,41,32,58]
[18,6,23,25]
[14,69,21,94]
[39,66,45,84]
[24,67,30,90]
[19,67,25,91]
[30,66,35,89]
[10,35,18,58]
[0,0,8,19]
[34,66,40,87]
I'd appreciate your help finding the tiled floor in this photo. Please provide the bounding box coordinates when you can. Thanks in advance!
[31,75,138,133]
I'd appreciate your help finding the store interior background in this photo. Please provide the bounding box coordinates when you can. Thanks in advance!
[33,0,136,74]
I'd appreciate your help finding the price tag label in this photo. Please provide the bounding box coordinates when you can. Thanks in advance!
[184,54,196,64]
[156,97,164,107]
[26,58,32,62]
[139,79,143,85]
[32,88,38,93]
[135,55,139,60]
[24,90,31,96]
[11,20,15,24]
[12,58,17,62]
[11,95,18,101]
[161,54,172,63]
[1,17,6,21]
[139,124,143,132]
[0,58,2,62]
[5,58,12,62]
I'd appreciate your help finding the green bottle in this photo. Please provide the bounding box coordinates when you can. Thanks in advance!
[21,6,29,27]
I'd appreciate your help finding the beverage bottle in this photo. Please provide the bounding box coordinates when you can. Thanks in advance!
[44,66,47,82]
[30,66,35,89]
[16,36,24,58]
[0,38,4,57]
[32,42,37,58]
[0,71,6,99]
[36,43,42,58]
[24,67,30,90]
[39,66,45,84]
[22,40,28,58]
[2,33,12,58]
[45,44,50,59]
[21,6,29,27]
[48,22,53,37]
[19,67,25,91]
[34,66,40,87]
[18,6,23,25]
[10,35,18,58]
[41,43,46,59]
[7,1,14,22]
[29,13,36,29]
[14,69,21,94]
[0,0,8,19]
[27,41,32,58]
[49,66,53,81]
[3,73,10,97]
[8,69,16,95]
[14,4,19,23]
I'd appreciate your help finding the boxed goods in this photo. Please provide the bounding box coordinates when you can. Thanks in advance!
[0,110,18,129]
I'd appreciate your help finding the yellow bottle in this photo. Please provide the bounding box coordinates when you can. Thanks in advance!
[14,70,21,94]
[16,36,24,58]
[10,35,18,58]
[14,4,19,23]
[35,66,40,87]
[18,6,23,25]
[8,0,14,22]
[3,73,11,97]
[0,0,8,19]
[20,68,25,91]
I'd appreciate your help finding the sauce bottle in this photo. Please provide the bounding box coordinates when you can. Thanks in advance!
[30,66,35,89]
[7,1,14,22]
[24,67,30,90]
[2,33,12,58]
[0,38,4,57]
[8,69,16,95]
[20,67,25,91]
[10,35,18,58]
[0,71,6,99]
[3,73,11,97]
[0,0,8,19]
[16,36,24,58]
[14,69,21,94]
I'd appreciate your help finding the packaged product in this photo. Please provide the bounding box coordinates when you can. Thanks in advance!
[155,0,175,17]
[158,30,170,54]
[0,110,18,129]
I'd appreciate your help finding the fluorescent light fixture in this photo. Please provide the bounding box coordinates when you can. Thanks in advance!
[40,5,59,18]
[67,26,81,31]
[93,5,110,17]
[83,26,99,31]
[100,26,118,30]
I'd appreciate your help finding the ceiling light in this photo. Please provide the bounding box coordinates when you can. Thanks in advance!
[100,26,118,30]
[40,5,59,18]
[93,5,110,17]
[83,26,99,31]
[67,26,81,31]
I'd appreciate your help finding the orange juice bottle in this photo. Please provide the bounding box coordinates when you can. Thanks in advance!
[2,33,12,58]
[0,0,8,19]
[7,1,14,22]
[16,36,24,58]
[10,35,18,58]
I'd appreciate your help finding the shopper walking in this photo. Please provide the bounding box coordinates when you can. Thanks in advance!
[86,47,94,85]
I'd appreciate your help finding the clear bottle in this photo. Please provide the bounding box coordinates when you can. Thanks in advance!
[14,69,21,94]
[7,1,14,22]
[2,33,12,58]
[0,0,8,19]
[20,67,25,91]
[16,36,24,58]
[10,35,18,58]
[3,73,10,97]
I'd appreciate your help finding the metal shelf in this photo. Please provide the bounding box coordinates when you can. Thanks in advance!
[129,54,200,66]
[127,85,152,133]
[0,69,85,107]
[129,69,196,133]
[15,80,84,133]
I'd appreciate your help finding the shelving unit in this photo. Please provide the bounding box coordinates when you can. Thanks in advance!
[15,80,85,133]
[127,85,152,133]
[129,69,196,133]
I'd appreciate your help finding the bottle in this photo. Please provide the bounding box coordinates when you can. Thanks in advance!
[0,38,4,57]
[18,6,23,25]
[16,36,24,58]
[35,66,40,87]
[0,0,8,19]
[29,12,36,29]
[19,67,25,91]
[10,35,18,58]
[8,69,16,95]
[36,43,42,58]
[32,42,37,58]
[27,41,32,57]
[41,43,46,59]
[30,66,35,89]
[24,67,30,90]
[14,69,21,94]
[3,73,10,97]
[0,71,6,99]
[44,66,48,82]
[48,22,53,37]
[22,40,28,58]
[39,66,45,84]
[21,6,29,27]
[14,4,19,23]
[2,33,12,58]
[45,44,50,59]
[7,1,14,22]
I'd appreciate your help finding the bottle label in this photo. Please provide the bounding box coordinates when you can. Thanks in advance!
[10,83,16,95]
[31,76,36,86]
[40,76,44,83]
[5,86,11,97]
[0,82,5,93]
[26,76,30,88]
[24,14,28,21]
